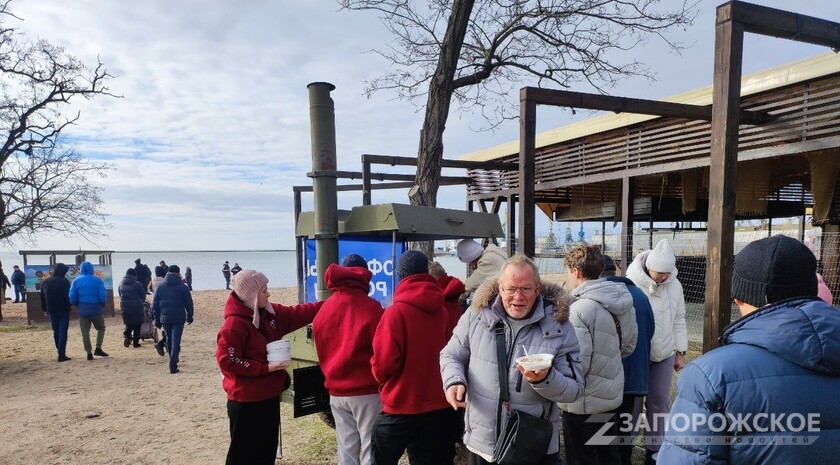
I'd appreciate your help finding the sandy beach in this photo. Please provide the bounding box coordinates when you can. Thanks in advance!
[0,287,338,465]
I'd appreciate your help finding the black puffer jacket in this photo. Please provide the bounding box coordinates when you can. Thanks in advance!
[119,274,147,326]
[39,264,72,314]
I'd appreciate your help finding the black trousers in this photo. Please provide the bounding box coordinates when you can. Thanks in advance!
[371,408,456,465]
[123,324,141,345]
[562,410,621,465]
[226,396,280,465]
[617,395,642,465]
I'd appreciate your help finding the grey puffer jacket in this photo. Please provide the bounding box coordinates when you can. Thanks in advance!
[440,279,584,458]
[560,278,636,415]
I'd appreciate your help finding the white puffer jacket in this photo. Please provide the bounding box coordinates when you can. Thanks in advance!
[625,250,688,362]
[560,278,636,415]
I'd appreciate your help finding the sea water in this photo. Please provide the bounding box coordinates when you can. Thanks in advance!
[0,250,468,292]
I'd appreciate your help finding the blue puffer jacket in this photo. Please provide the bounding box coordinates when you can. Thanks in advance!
[152,273,193,325]
[659,297,840,464]
[605,276,655,395]
[69,262,107,318]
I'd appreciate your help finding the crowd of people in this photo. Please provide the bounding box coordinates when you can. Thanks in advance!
[11,235,839,465]
[214,235,839,465]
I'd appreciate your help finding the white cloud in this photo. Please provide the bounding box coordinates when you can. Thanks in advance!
[3,0,837,252]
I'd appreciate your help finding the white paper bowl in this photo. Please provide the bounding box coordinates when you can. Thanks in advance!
[266,339,290,353]
[267,352,291,363]
[515,354,554,371]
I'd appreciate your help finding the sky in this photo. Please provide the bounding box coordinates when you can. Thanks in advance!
[3,0,838,252]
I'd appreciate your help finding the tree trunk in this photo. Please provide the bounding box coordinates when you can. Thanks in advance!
[410,0,475,258]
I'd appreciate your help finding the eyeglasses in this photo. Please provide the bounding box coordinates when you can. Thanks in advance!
[501,286,537,296]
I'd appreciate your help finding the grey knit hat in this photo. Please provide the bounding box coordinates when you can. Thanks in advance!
[397,250,429,280]
[732,235,818,308]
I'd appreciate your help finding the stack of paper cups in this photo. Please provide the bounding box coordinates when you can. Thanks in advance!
[266,339,291,363]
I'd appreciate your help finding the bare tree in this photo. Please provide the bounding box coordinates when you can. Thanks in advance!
[0,2,116,243]
[340,0,698,255]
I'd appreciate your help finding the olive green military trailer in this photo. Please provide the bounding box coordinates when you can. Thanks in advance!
[287,202,504,417]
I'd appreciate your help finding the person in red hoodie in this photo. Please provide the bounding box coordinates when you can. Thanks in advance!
[371,250,456,465]
[429,260,466,339]
[216,269,323,465]
[312,254,384,465]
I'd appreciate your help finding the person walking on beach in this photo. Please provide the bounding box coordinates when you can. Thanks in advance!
[184,266,193,291]
[153,265,193,374]
[151,265,169,356]
[69,261,109,360]
[11,265,26,303]
[119,268,147,348]
[134,259,152,294]
[40,263,73,362]
[223,261,231,289]
[0,261,9,322]
[216,269,324,465]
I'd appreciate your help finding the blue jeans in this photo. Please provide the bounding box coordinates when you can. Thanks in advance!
[13,284,25,302]
[164,323,185,371]
[48,312,70,357]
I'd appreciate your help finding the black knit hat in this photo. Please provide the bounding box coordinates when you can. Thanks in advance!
[341,253,368,268]
[126,268,137,277]
[168,264,180,274]
[732,235,818,308]
[397,250,428,280]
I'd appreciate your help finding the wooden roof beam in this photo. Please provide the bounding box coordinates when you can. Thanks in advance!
[521,87,775,125]
[361,154,517,171]
[724,1,840,49]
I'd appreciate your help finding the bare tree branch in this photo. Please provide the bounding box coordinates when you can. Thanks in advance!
[0,4,117,245]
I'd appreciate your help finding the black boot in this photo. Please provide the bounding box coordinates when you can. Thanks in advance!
[87,352,94,361]
[94,348,109,357]
[123,337,130,347]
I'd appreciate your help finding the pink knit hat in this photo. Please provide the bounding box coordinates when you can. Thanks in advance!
[231,269,273,328]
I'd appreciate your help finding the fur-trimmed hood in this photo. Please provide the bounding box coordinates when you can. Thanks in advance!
[469,277,570,324]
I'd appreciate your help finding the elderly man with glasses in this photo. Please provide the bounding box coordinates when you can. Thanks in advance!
[440,254,585,465]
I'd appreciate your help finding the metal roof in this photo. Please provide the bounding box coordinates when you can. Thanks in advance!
[295,203,504,241]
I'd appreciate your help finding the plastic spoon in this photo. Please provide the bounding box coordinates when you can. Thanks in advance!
[522,345,530,360]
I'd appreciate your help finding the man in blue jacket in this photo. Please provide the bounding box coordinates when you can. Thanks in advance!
[69,261,109,360]
[601,255,655,465]
[152,265,193,374]
[659,235,840,464]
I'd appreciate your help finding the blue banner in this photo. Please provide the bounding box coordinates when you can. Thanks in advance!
[305,237,405,306]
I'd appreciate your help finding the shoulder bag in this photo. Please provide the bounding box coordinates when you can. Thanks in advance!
[491,322,554,465]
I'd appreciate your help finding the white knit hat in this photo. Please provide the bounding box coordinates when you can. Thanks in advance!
[231,269,273,328]
[457,239,484,263]
[646,239,676,273]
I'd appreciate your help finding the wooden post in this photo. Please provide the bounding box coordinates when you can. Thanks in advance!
[705,3,744,353]
[519,90,537,257]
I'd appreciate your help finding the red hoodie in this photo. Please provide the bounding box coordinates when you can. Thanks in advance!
[371,273,450,414]
[216,293,323,402]
[437,274,465,339]
[313,264,384,396]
